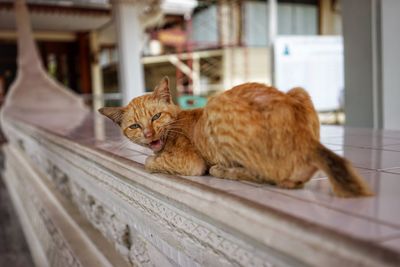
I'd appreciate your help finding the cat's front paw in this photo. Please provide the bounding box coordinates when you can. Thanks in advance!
[145,156,157,172]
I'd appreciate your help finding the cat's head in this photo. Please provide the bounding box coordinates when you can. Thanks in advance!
[99,77,179,153]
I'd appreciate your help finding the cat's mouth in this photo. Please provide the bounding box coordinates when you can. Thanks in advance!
[148,139,164,152]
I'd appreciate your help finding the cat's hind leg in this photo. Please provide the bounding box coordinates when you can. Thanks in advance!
[275,166,318,189]
[209,165,271,184]
[276,180,305,189]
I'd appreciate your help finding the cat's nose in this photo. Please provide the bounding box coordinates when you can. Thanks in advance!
[143,128,154,138]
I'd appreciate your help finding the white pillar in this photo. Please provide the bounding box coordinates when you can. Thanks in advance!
[192,53,201,95]
[380,0,400,130]
[90,31,104,112]
[342,0,400,130]
[90,31,106,140]
[268,0,277,44]
[112,0,145,105]
[342,0,378,128]
[268,0,278,86]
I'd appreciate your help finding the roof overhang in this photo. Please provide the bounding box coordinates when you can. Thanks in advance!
[0,2,111,32]
[0,0,198,37]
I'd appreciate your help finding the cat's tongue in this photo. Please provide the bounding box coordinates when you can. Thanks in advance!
[149,140,163,152]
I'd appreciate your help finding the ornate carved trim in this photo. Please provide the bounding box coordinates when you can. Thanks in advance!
[6,118,396,267]
[44,141,277,266]
[6,121,281,267]
[6,153,83,267]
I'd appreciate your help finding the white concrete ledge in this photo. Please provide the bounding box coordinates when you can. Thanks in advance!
[2,113,400,267]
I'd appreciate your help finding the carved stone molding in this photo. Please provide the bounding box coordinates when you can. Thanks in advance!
[5,151,82,267]
[40,143,277,266]
[4,120,283,267]
[4,117,398,267]
[70,183,154,266]
[4,132,131,267]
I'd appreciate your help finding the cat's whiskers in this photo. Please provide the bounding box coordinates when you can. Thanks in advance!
[166,129,189,139]
[163,122,185,128]
[101,138,139,161]
[165,121,185,128]
[167,125,185,131]
[109,138,131,152]
[163,117,189,126]
[127,136,141,142]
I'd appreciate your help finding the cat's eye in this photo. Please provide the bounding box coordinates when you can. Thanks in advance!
[152,113,161,121]
[129,123,141,129]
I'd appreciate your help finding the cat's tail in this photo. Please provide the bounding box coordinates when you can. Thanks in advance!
[312,142,374,197]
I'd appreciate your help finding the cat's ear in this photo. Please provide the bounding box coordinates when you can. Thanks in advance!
[153,76,172,103]
[98,107,125,126]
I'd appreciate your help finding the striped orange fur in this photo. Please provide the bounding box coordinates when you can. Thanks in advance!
[100,77,373,197]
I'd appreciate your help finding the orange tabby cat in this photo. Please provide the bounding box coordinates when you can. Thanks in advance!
[100,77,372,197]
[99,80,207,176]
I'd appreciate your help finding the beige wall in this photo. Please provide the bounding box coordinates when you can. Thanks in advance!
[223,47,271,89]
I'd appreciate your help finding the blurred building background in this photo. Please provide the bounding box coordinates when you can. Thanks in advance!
[0,0,399,129]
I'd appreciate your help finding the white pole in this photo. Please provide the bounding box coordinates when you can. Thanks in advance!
[192,53,201,95]
[268,0,278,43]
[268,0,278,86]
[112,0,145,105]
[90,31,104,111]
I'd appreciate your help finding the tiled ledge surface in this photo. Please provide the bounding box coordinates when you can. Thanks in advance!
[3,111,400,266]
